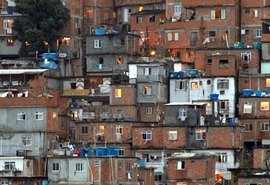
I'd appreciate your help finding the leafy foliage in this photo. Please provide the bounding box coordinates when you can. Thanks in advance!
[13,0,70,56]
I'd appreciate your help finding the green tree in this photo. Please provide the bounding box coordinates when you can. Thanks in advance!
[13,0,70,56]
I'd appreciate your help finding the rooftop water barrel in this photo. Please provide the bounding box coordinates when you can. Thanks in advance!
[228,118,236,126]
[210,93,219,101]
[178,71,184,78]
[107,147,119,156]
[254,90,262,97]
[87,149,94,156]
[95,28,105,35]
[80,149,87,157]
[96,147,108,156]
[242,89,253,96]
[253,42,261,49]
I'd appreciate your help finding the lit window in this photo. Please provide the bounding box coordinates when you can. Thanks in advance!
[116,56,123,64]
[75,163,83,172]
[35,112,43,120]
[266,79,270,87]
[210,9,225,19]
[22,136,32,146]
[243,103,252,114]
[143,86,152,95]
[142,131,152,141]
[261,122,269,131]
[98,125,105,134]
[168,131,177,141]
[146,107,153,115]
[52,163,60,172]
[195,129,206,140]
[191,82,198,89]
[7,38,14,46]
[177,161,185,170]
[139,6,144,11]
[168,32,172,41]
[3,19,13,34]
[115,89,122,98]
[17,112,26,120]
[62,37,70,45]
[261,102,269,110]
[216,153,227,163]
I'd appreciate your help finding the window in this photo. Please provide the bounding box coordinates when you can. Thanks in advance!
[22,136,32,146]
[219,100,229,110]
[52,162,60,171]
[241,52,251,61]
[149,15,155,22]
[116,56,123,64]
[207,59,212,65]
[243,103,252,114]
[177,161,185,170]
[174,4,182,16]
[177,183,187,185]
[245,123,253,131]
[261,122,269,131]
[115,89,122,98]
[178,109,187,121]
[136,16,142,23]
[210,9,225,19]
[139,6,144,11]
[195,129,206,140]
[241,29,250,35]
[216,153,228,163]
[94,39,101,48]
[0,180,9,185]
[17,112,26,120]
[190,32,198,46]
[35,112,43,120]
[209,31,216,38]
[98,125,105,134]
[75,163,83,172]
[118,147,125,156]
[260,102,269,110]
[114,36,125,46]
[175,80,186,90]
[81,126,88,134]
[116,125,123,134]
[7,38,14,46]
[3,19,13,34]
[207,79,211,85]
[168,131,177,141]
[266,78,270,87]
[219,60,229,69]
[217,79,229,89]
[143,86,152,95]
[142,131,152,141]
[253,9,259,17]
[191,82,198,89]
[98,57,103,70]
[146,107,153,115]
[144,67,151,75]
[4,162,15,170]
[256,29,262,38]
[168,32,179,41]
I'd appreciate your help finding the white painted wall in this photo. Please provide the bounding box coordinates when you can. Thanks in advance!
[0,157,24,171]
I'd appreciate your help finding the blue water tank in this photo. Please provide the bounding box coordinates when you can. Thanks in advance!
[41,180,48,185]
[254,90,262,97]
[178,71,185,78]
[80,149,87,157]
[107,147,119,156]
[210,93,219,101]
[242,89,253,96]
[96,147,108,156]
[87,149,94,156]
[228,118,236,126]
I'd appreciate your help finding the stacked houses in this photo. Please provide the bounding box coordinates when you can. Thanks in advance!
[0,0,270,185]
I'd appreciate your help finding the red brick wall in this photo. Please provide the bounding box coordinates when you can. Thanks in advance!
[111,85,136,105]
